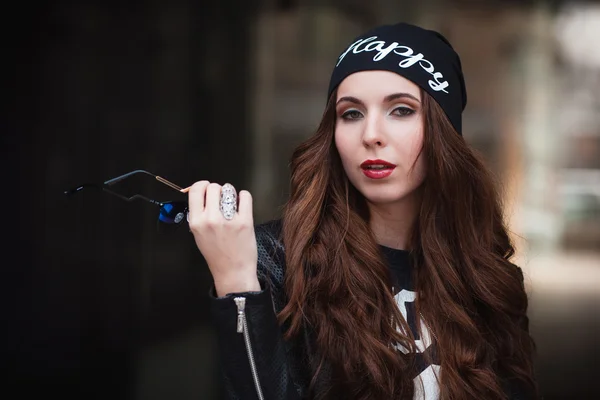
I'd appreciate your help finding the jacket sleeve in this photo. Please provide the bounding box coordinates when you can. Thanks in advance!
[208,223,303,400]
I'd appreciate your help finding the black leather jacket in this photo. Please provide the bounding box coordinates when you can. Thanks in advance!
[208,220,533,400]
[209,220,306,400]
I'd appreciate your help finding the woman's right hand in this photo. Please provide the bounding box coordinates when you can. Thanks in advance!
[184,180,260,297]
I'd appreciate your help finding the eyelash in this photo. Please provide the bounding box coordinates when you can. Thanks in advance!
[340,106,415,120]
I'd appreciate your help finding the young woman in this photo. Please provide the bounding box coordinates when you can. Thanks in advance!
[185,22,538,400]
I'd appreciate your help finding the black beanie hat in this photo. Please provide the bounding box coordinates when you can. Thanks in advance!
[327,22,467,134]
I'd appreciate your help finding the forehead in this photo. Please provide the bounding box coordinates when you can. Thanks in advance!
[336,70,421,101]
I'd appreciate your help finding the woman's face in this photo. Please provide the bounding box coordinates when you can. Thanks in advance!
[334,70,426,207]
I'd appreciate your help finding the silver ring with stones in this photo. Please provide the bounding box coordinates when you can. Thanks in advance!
[219,183,237,220]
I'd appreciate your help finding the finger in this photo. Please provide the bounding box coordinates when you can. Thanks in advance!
[205,182,223,219]
[188,180,210,212]
[237,190,253,222]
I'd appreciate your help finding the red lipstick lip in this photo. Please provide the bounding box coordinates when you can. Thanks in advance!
[360,159,397,168]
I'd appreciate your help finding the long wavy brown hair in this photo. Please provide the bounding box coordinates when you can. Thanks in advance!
[280,88,538,399]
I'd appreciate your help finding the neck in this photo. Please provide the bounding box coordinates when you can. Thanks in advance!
[368,192,420,250]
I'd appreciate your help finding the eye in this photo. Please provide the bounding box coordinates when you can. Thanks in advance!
[392,106,415,117]
[341,109,363,120]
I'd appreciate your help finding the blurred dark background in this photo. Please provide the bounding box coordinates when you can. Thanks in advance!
[4,0,599,399]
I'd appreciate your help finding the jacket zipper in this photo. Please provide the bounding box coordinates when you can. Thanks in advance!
[234,297,264,400]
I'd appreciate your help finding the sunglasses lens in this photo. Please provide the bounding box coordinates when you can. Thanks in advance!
[159,202,187,224]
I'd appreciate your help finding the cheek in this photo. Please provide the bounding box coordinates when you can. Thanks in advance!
[400,127,426,179]
[412,152,427,183]
[334,130,352,166]
[409,137,427,182]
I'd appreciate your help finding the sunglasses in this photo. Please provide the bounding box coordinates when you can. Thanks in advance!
[64,169,189,227]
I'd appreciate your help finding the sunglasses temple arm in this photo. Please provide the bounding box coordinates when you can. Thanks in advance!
[156,176,183,191]
[101,187,163,206]
[103,170,155,186]
[103,170,183,192]
[66,183,163,206]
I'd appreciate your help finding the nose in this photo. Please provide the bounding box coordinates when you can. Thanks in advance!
[362,114,386,148]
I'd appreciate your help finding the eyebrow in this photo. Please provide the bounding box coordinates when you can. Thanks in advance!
[336,92,421,106]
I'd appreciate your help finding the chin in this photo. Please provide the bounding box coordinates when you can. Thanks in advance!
[353,177,424,204]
